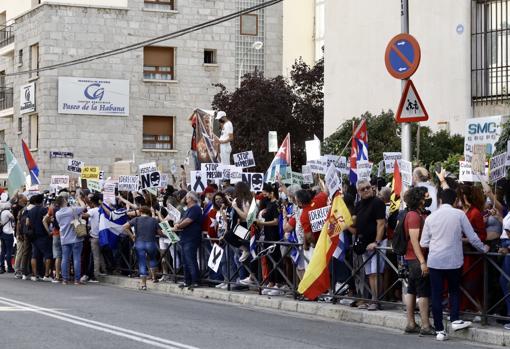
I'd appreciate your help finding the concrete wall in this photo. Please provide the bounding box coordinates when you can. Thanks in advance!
[324,0,473,137]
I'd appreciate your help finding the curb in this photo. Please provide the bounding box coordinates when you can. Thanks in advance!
[100,275,509,347]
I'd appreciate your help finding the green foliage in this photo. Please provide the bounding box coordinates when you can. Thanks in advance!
[495,120,510,153]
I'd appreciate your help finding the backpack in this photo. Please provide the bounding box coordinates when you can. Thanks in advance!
[19,208,35,239]
[391,209,410,256]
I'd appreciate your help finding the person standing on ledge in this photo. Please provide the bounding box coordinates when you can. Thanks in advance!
[214,111,233,165]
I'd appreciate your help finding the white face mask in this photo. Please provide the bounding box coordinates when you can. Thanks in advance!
[279,192,287,201]
[204,197,210,205]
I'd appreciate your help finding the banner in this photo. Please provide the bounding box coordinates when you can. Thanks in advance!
[233,151,256,168]
[308,206,331,233]
[140,171,161,189]
[307,159,326,174]
[139,162,157,174]
[81,166,100,180]
[191,108,218,164]
[67,159,84,174]
[166,203,181,223]
[118,175,139,192]
[291,172,304,185]
[338,156,348,175]
[229,167,243,184]
[471,144,487,175]
[459,161,488,182]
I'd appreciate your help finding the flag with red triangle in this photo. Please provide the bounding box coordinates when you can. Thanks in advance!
[21,139,40,185]
[389,159,402,213]
[349,119,368,185]
[265,133,291,182]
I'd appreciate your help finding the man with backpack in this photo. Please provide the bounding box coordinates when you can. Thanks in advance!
[27,194,51,281]
[398,187,434,336]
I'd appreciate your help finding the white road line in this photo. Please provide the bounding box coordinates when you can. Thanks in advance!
[0,296,200,349]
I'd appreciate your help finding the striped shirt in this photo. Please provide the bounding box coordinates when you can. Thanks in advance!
[420,204,485,269]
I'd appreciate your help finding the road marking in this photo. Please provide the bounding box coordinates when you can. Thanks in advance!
[0,296,200,349]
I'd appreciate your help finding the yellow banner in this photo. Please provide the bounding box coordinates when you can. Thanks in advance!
[81,166,100,180]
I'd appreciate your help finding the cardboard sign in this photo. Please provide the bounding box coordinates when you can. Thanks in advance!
[489,152,507,183]
[67,159,84,174]
[383,152,402,174]
[241,172,264,192]
[201,163,223,180]
[190,170,206,193]
[140,171,161,189]
[325,164,341,197]
[229,167,243,184]
[159,221,180,243]
[221,165,234,181]
[233,151,256,168]
[308,206,331,233]
[118,175,139,192]
[207,244,224,273]
[357,160,372,181]
[87,180,101,193]
[400,160,413,186]
[81,167,100,180]
[166,203,181,223]
[50,175,69,188]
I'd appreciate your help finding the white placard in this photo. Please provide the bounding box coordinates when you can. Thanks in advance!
[465,116,504,162]
[307,160,326,174]
[230,167,243,184]
[233,151,256,168]
[489,152,507,183]
[324,154,340,168]
[459,161,488,182]
[241,173,264,192]
[190,170,206,193]
[383,152,402,174]
[400,160,413,186]
[160,173,169,188]
[308,206,331,233]
[140,171,161,189]
[67,159,84,174]
[207,244,224,273]
[139,162,157,175]
[118,175,139,192]
[166,203,181,223]
[20,82,35,114]
[50,175,69,188]
[201,163,223,180]
[325,164,341,197]
[268,131,278,152]
[58,77,129,116]
[87,180,101,193]
[356,160,372,181]
[103,180,117,205]
[338,156,349,175]
[305,139,321,162]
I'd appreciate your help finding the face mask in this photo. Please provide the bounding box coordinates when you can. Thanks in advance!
[204,197,210,205]
[279,192,287,201]
[424,198,432,207]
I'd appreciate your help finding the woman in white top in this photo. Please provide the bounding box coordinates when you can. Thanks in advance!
[0,195,15,273]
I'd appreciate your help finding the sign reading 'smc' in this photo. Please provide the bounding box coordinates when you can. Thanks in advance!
[468,122,498,134]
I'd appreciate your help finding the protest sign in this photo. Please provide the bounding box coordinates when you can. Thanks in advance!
[307,159,326,174]
[221,165,234,181]
[207,244,224,273]
[241,173,264,192]
[489,152,507,183]
[140,171,161,189]
[229,167,243,184]
[201,163,223,180]
[51,175,69,188]
[376,160,384,178]
[400,160,413,186]
[99,171,105,181]
[506,141,510,166]
[471,144,487,175]
[159,221,180,243]
[87,180,101,193]
[324,154,340,168]
[308,206,331,233]
[325,164,341,197]
[166,203,181,223]
[464,116,504,162]
[383,152,402,174]
[139,162,157,175]
[459,161,488,182]
[268,131,278,152]
[233,151,256,168]
[357,160,372,181]
[291,172,304,185]
[338,156,349,175]
[160,173,169,188]
[302,165,313,184]
[305,138,321,162]
[67,159,84,174]
[118,175,139,192]
[190,170,206,193]
[103,181,117,204]
[81,166,100,180]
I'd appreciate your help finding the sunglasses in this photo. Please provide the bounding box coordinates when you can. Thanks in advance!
[359,186,372,192]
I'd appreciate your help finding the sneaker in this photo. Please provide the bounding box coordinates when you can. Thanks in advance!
[88,279,99,283]
[30,276,40,282]
[215,282,227,289]
[178,283,190,289]
[51,278,61,284]
[42,276,53,282]
[220,283,229,289]
[268,289,284,296]
[239,250,250,262]
[451,320,471,331]
[239,276,255,286]
[367,303,379,311]
[159,275,170,282]
[504,323,510,330]
[22,275,30,280]
[339,298,356,306]
[436,330,448,341]
[419,327,436,336]
[404,324,420,334]
[334,282,349,295]
[80,275,89,283]
[261,288,271,295]
[14,272,22,279]
[473,316,481,323]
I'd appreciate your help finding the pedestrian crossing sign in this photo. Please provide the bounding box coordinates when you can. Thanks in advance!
[395,79,429,123]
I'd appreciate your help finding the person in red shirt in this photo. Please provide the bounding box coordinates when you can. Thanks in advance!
[402,187,434,336]
[294,189,328,248]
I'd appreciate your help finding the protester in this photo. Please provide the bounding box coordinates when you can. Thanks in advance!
[13,194,29,279]
[214,111,233,165]
[82,193,104,282]
[413,167,438,212]
[0,193,14,273]
[420,188,489,341]
[28,194,52,281]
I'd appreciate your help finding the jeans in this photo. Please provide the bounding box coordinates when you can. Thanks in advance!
[62,242,84,282]
[134,240,159,277]
[429,267,462,331]
[0,233,14,271]
[181,238,200,285]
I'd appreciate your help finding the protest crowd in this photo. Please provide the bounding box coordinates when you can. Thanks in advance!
[0,113,509,343]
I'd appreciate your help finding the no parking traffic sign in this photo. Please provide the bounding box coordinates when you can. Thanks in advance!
[385,33,421,79]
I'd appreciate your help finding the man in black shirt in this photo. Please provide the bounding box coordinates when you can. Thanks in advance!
[351,179,386,310]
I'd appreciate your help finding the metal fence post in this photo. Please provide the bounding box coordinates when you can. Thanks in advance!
[482,254,488,326]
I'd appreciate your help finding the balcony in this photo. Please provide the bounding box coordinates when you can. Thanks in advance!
[0,24,14,56]
[0,87,14,117]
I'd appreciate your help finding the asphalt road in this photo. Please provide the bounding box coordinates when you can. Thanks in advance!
[0,274,499,349]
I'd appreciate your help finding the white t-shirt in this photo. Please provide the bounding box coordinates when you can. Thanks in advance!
[0,209,14,235]
[88,207,101,238]
[220,121,233,150]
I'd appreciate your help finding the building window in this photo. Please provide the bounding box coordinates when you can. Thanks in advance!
[17,117,21,133]
[472,0,510,102]
[29,43,39,78]
[240,14,258,36]
[204,49,217,64]
[18,49,23,66]
[29,114,38,149]
[144,46,175,80]
[144,0,175,11]
[143,116,174,150]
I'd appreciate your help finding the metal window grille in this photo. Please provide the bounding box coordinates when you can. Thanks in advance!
[472,0,510,103]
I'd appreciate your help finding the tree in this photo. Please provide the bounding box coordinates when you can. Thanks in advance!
[211,58,324,171]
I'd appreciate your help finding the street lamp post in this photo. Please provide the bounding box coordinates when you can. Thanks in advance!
[238,41,264,88]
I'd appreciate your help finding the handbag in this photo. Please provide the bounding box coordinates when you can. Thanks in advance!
[72,209,88,238]
[352,234,367,255]
[233,224,250,240]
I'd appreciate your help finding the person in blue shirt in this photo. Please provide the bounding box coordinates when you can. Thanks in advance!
[174,191,202,289]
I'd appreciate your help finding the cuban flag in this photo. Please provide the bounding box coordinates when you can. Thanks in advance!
[265,133,291,182]
[349,120,368,185]
[333,231,349,262]
[21,139,40,185]
[287,230,300,265]
[98,203,129,249]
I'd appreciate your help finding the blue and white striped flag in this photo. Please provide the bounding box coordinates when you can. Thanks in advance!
[287,230,300,265]
[98,204,128,249]
[250,233,257,259]
[333,231,349,262]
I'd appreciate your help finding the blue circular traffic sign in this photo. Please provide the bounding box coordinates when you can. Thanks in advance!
[385,34,421,79]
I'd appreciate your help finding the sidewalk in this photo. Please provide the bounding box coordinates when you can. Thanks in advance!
[100,275,510,347]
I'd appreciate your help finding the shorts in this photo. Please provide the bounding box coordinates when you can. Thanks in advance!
[52,235,62,259]
[406,259,431,297]
[362,239,387,275]
[32,236,53,260]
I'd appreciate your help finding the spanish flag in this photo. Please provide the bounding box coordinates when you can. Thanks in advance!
[298,194,353,300]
